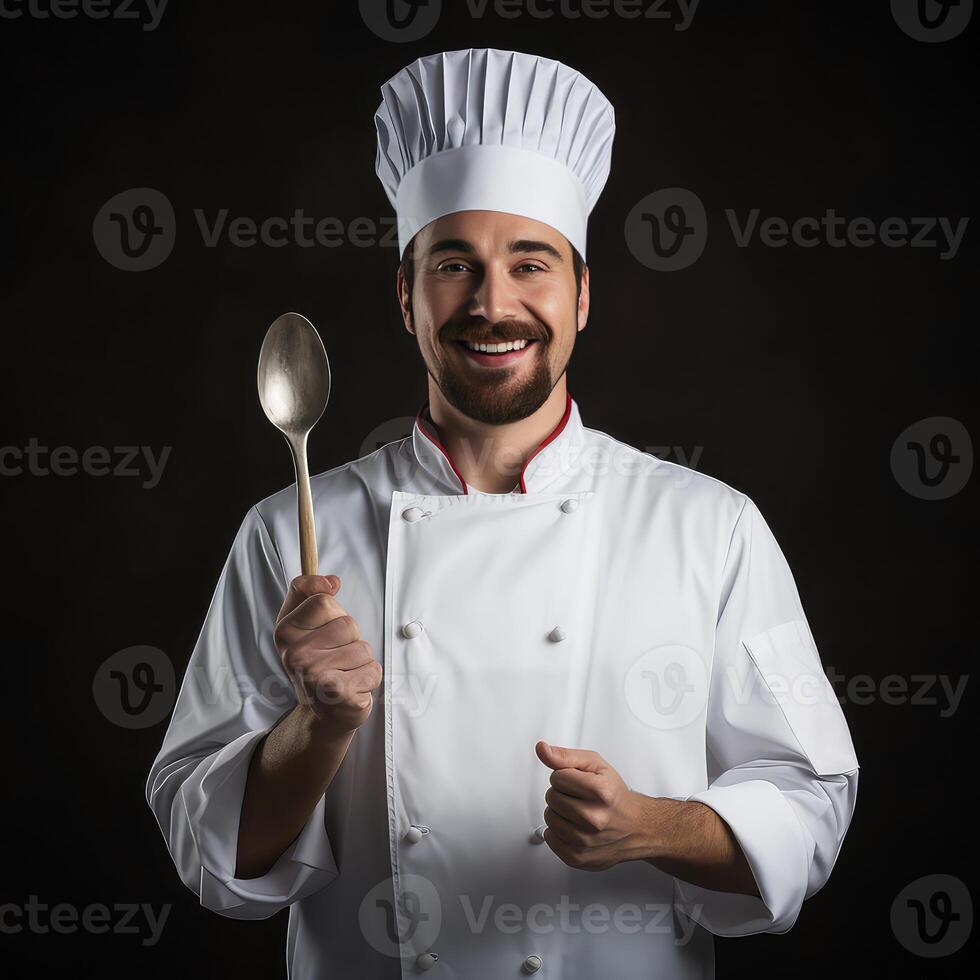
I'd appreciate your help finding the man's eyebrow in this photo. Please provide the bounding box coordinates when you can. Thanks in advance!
[426,238,474,256]
[508,239,564,261]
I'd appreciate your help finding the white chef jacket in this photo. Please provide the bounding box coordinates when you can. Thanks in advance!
[146,393,859,979]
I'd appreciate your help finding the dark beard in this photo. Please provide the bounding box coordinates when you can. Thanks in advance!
[434,319,570,425]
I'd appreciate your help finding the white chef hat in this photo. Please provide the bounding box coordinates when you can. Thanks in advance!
[375,48,615,260]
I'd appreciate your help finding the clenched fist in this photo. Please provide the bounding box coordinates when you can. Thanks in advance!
[535,742,648,872]
[274,574,383,740]
[534,742,760,897]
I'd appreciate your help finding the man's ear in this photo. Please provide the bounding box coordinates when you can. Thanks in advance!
[396,262,415,335]
[577,265,591,332]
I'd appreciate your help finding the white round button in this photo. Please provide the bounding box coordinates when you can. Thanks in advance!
[531,824,547,843]
[560,498,579,514]
[405,825,428,844]
[416,952,438,971]
[401,620,424,639]
[523,954,543,974]
[547,626,566,643]
[402,506,426,522]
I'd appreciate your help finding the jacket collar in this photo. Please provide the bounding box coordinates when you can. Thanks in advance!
[411,392,585,495]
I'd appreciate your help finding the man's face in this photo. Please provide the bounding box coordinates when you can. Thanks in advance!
[397,210,590,425]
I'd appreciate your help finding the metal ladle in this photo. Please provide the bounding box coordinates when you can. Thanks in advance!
[257,312,331,576]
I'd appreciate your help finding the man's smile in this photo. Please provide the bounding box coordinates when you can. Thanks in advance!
[453,338,540,368]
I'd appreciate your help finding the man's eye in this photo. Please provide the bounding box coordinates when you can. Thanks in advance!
[515,263,545,273]
[439,262,471,273]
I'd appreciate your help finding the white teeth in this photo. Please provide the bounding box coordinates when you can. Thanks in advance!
[462,339,530,353]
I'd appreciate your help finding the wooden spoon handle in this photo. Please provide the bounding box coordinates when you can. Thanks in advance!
[290,433,318,577]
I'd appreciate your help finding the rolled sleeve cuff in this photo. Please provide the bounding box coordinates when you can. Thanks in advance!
[673,779,808,936]
[186,728,339,919]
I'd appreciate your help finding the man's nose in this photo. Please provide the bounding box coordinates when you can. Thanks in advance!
[468,266,521,323]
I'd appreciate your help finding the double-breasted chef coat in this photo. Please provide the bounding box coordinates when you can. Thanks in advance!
[147,393,859,979]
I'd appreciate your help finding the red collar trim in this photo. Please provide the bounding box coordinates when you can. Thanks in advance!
[415,392,574,495]
[519,392,573,493]
[415,403,469,494]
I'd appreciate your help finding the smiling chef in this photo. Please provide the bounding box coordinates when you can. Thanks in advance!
[147,48,860,979]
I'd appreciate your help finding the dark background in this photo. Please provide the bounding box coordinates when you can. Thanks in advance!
[1,0,975,975]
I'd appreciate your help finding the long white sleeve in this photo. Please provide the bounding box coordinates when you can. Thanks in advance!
[674,497,859,935]
[145,507,339,919]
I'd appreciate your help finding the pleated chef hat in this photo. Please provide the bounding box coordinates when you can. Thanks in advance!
[375,48,615,260]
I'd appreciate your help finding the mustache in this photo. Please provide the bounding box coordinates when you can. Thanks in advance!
[442,319,548,344]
